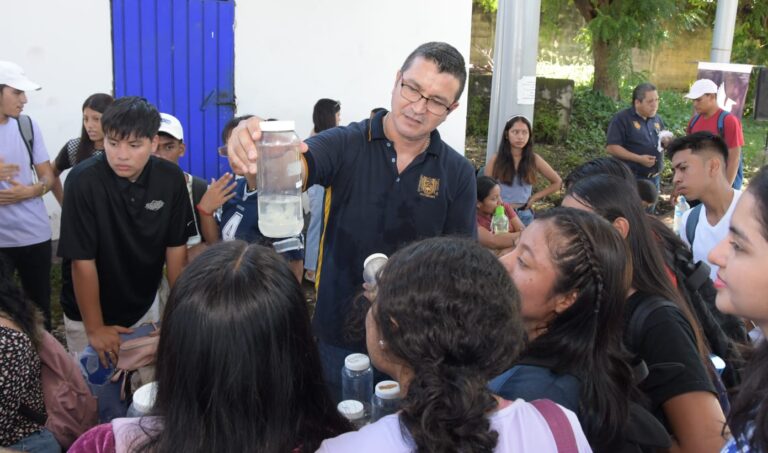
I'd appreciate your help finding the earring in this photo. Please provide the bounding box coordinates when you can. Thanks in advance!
[378,340,385,348]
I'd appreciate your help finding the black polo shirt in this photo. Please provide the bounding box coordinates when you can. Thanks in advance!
[305,110,477,349]
[606,107,665,178]
[58,154,192,326]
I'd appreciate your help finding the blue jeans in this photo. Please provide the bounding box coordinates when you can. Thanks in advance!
[515,208,534,226]
[304,185,325,272]
[732,155,743,190]
[7,428,60,453]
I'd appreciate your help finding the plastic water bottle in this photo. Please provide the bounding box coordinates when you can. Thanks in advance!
[257,120,304,238]
[337,400,367,429]
[673,196,690,233]
[371,380,401,422]
[490,205,509,234]
[79,346,126,422]
[363,253,388,286]
[341,353,373,422]
[126,381,157,417]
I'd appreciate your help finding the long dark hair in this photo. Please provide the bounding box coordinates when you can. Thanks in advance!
[76,93,114,163]
[0,257,42,348]
[137,241,350,453]
[526,208,637,450]
[312,98,340,134]
[566,175,708,357]
[728,166,768,451]
[373,237,524,452]
[491,115,536,185]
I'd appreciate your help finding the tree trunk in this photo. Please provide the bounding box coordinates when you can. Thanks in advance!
[592,39,619,100]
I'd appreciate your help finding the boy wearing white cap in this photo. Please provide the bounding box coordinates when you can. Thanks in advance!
[685,78,745,189]
[0,61,56,330]
[154,113,215,259]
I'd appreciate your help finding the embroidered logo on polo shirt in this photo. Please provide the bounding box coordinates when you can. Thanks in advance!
[145,200,165,211]
[633,121,641,129]
[418,175,440,199]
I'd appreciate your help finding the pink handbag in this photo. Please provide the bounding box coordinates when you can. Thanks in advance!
[111,323,160,400]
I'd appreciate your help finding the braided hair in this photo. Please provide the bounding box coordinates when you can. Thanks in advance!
[524,207,637,450]
[373,237,524,453]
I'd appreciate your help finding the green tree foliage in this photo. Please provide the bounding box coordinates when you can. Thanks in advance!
[542,0,705,99]
[732,1,768,66]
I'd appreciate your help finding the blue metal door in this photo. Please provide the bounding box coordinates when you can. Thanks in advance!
[111,0,235,180]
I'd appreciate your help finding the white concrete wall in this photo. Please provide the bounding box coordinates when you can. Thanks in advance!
[5,0,473,239]
[234,0,473,152]
[5,0,114,239]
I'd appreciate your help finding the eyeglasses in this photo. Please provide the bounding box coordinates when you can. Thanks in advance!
[399,81,451,115]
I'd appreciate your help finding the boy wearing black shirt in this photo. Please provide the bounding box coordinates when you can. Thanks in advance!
[58,97,191,366]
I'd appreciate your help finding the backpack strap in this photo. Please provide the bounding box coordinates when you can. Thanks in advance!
[716,110,729,138]
[191,175,207,206]
[17,114,35,169]
[685,204,703,246]
[686,113,700,135]
[190,175,208,240]
[531,399,579,453]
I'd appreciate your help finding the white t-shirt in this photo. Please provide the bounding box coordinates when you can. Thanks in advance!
[317,399,592,453]
[680,190,742,281]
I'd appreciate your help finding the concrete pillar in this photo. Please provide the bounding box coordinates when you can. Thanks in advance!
[485,0,541,162]
[710,0,738,63]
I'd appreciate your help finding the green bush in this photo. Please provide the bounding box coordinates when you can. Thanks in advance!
[564,87,620,154]
[533,99,563,144]
[466,94,490,138]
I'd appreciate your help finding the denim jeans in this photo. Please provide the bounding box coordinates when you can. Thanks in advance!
[304,185,325,272]
[732,155,744,190]
[7,428,60,453]
[515,208,534,226]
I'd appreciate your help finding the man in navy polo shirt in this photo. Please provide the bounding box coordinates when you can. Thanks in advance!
[58,97,191,366]
[606,83,666,194]
[227,42,477,400]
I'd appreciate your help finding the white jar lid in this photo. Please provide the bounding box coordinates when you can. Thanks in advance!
[337,400,365,420]
[344,353,370,371]
[260,120,295,132]
[375,380,401,399]
[363,253,388,269]
[132,381,157,414]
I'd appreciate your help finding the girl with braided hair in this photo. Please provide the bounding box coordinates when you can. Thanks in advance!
[563,175,727,453]
[492,207,668,452]
[318,237,591,452]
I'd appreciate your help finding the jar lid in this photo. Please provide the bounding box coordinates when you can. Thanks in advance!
[260,120,295,132]
[375,380,401,399]
[132,381,158,413]
[344,353,370,371]
[337,400,365,420]
[363,253,388,269]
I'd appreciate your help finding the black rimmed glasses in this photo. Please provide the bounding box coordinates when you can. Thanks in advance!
[399,81,451,115]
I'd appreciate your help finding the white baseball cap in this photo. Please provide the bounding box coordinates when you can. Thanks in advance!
[0,61,41,91]
[159,112,184,141]
[684,79,718,100]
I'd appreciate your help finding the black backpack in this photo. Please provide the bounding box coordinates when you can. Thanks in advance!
[515,356,671,453]
[648,217,747,390]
